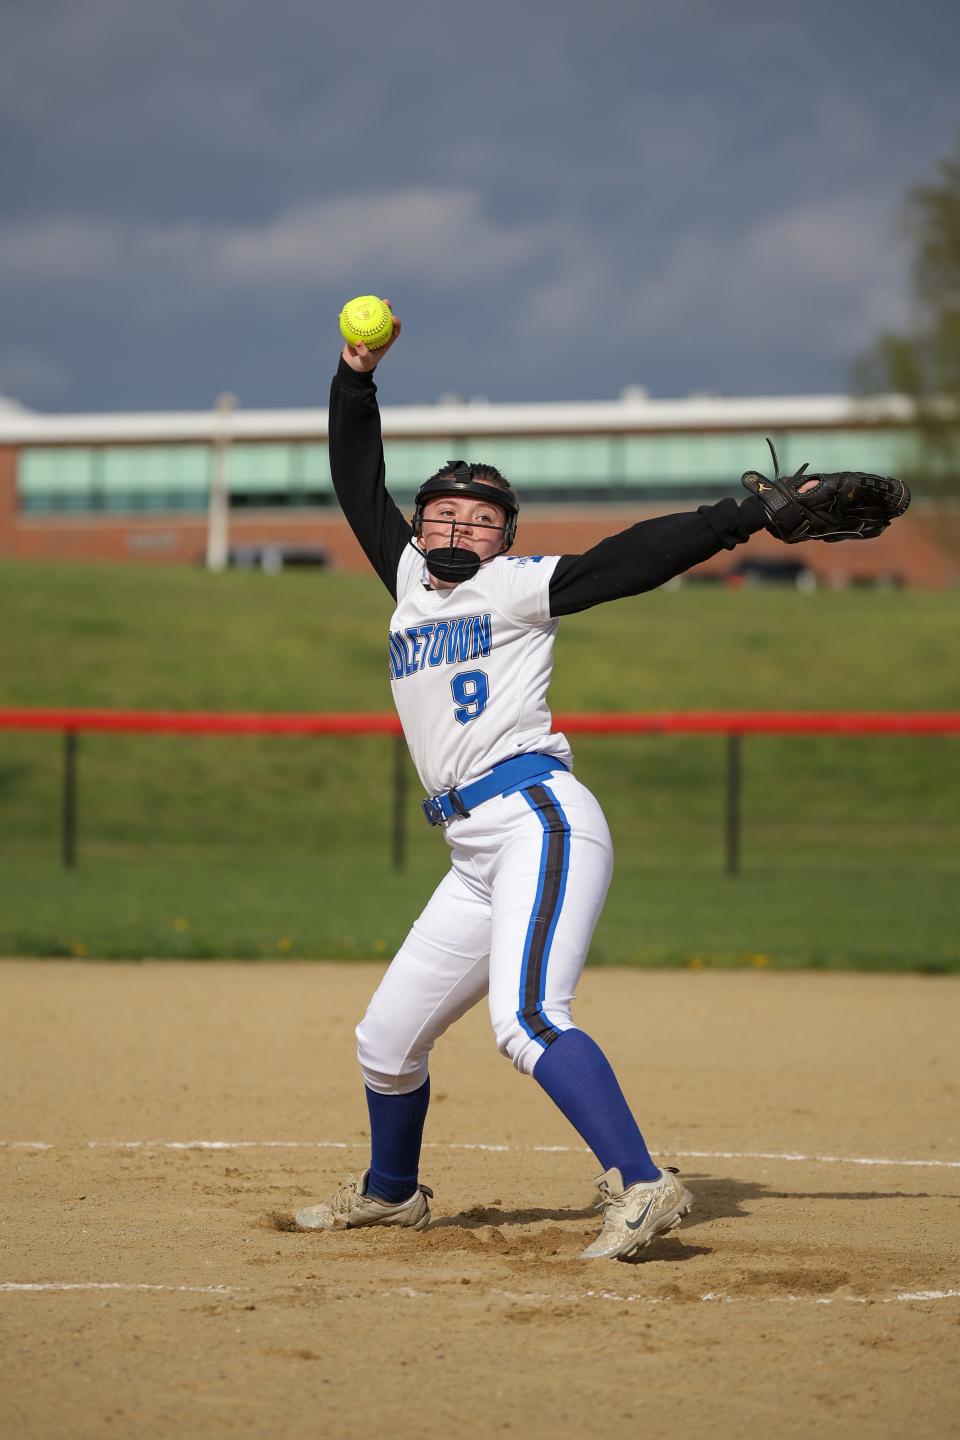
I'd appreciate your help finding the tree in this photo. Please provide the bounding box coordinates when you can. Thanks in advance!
[855,135,960,496]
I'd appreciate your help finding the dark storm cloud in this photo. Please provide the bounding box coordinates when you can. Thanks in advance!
[0,0,957,408]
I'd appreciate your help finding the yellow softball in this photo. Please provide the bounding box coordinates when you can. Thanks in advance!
[339,295,395,350]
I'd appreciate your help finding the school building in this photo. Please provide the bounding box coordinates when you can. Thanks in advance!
[0,388,956,586]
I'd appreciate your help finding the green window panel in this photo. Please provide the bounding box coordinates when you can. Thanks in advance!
[98,491,207,513]
[227,444,296,493]
[620,431,799,486]
[772,430,914,476]
[461,436,619,488]
[99,446,209,493]
[19,448,96,495]
[542,437,615,485]
[297,443,333,490]
[452,437,533,483]
[20,445,209,511]
[383,440,457,487]
[20,491,91,513]
[692,432,774,481]
[618,432,687,483]
[107,491,178,512]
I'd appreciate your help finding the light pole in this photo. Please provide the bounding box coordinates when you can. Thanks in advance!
[206,391,236,572]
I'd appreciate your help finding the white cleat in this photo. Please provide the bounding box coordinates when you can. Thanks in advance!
[293,1169,433,1232]
[579,1165,693,1260]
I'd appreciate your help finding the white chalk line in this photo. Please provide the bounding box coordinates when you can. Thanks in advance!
[2,1139,959,1169]
[1,1282,237,1294]
[3,1281,957,1307]
[383,1285,960,1307]
[661,1148,960,1170]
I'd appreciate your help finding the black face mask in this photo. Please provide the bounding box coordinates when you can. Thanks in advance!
[417,516,507,584]
[423,545,484,582]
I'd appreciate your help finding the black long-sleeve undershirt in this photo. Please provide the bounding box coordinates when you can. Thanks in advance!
[328,358,767,612]
[329,359,412,598]
[548,497,766,615]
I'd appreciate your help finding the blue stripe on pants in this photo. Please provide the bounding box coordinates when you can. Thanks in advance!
[517,783,571,1048]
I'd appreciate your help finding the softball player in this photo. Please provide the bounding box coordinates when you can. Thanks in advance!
[295,309,771,1260]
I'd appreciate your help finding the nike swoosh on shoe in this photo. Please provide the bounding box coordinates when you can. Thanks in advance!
[624,1199,654,1231]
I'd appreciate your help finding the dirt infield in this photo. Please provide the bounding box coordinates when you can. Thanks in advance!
[2,961,958,1440]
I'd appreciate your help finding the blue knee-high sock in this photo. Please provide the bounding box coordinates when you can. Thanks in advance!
[533,1029,660,1186]
[365,1077,431,1203]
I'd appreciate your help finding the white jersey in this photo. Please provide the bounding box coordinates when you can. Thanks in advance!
[389,544,573,796]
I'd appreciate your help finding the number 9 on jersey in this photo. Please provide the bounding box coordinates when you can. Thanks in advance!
[450,670,489,725]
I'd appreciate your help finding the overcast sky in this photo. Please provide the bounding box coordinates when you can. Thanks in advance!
[1,0,957,411]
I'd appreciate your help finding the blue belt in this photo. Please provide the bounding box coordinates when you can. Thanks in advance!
[422,752,569,826]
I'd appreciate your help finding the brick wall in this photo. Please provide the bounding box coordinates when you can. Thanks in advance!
[0,447,17,549]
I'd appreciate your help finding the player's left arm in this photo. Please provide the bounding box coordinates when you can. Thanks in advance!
[547,496,767,617]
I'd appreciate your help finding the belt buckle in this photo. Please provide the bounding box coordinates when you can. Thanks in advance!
[422,796,446,827]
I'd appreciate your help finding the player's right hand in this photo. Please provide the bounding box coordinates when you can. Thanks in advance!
[341,301,401,373]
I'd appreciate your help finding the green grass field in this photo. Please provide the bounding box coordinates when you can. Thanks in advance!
[2,560,958,968]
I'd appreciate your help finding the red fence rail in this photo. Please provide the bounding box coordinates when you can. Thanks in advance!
[2,707,959,735]
[2,708,958,873]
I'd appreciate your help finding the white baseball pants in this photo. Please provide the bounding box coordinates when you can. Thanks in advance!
[356,770,614,1094]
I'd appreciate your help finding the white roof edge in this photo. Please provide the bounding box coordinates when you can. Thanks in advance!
[0,393,914,445]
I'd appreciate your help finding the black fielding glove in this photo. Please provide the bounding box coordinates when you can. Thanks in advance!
[741,439,911,544]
